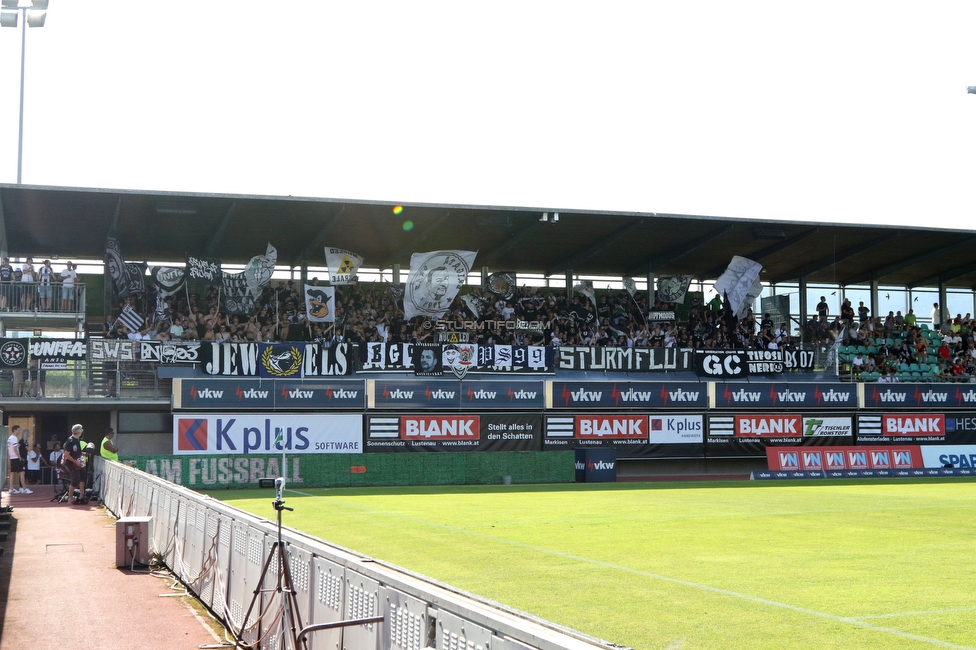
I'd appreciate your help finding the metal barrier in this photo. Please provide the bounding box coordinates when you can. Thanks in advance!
[96,456,622,650]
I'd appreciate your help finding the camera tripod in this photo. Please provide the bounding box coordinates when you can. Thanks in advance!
[235,480,307,650]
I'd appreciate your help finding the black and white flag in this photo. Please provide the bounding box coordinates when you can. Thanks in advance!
[105,238,147,298]
[221,244,277,316]
[186,255,222,286]
[656,275,692,303]
[404,250,477,320]
[150,266,185,296]
[117,304,145,332]
[485,272,517,301]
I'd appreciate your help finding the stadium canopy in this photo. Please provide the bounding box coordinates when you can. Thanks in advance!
[1,183,975,289]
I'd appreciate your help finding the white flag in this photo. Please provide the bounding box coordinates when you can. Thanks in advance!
[622,277,638,297]
[573,280,596,308]
[404,250,477,321]
[325,247,364,285]
[304,284,335,323]
[713,256,764,319]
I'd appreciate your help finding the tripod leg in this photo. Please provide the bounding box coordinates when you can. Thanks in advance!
[237,542,280,647]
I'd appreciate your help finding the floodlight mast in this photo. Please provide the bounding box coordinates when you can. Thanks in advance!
[0,0,48,184]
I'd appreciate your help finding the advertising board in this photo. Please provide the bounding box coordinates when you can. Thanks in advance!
[172,414,362,455]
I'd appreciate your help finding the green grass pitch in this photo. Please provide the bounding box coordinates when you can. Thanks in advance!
[215,479,976,650]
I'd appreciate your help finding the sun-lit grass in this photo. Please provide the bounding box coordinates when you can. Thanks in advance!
[214,480,976,650]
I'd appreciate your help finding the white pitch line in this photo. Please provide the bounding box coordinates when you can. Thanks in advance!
[292,493,976,650]
[855,607,976,620]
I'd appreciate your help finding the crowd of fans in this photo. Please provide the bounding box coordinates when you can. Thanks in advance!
[807,297,976,382]
[103,281,800,351]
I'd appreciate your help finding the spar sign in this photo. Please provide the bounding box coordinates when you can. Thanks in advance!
[173,414,362,455]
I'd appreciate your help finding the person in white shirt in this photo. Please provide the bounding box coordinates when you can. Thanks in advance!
[26,443,42,484]
[6,424,31,494]
[60,261,78,311]
[20,257,35,311]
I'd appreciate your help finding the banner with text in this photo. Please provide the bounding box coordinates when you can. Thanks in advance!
[707,413,854,457]
[364,413,542,452]
[549,381,707,409]
[173,413,362,455]
[173,378,365,410]
[713,382,857,409]
[863,384,976,409]
[544,413,704,459]
[558,346,693,372]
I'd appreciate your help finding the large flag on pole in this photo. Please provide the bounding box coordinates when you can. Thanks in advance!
[304,284,335,322]
[656,275,692,303]
[713,256,763,319]
[404,250,477,320]
[185,255,222,286]
[325,247,364,285]
[573,280,596,308]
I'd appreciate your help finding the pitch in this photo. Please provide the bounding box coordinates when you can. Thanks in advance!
[216,479,976,650]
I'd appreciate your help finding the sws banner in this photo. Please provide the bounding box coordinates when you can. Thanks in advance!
[173,378,365,410]
[549,382,707,409]
[713,383,857,409]
[364,413,542,452]
[558,346,692,372]
[173,413,362,455]
[864,384,976,409]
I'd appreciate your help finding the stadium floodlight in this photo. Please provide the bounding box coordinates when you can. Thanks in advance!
[1,0,49,183]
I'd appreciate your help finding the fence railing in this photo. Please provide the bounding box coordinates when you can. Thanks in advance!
[96,456,620,650]
[0,282,86,315]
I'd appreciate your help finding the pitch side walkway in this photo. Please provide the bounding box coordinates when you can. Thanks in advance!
[0,488,224,650]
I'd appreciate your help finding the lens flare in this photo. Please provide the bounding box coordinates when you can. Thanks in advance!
[402,221,414,231]
[392,205,403,215]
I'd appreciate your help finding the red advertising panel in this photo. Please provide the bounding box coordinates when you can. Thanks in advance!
[400,416,480,441]
[735,414,802,437]
[575,415,648,439]
[882,414,945,437]
[766,445,922,470]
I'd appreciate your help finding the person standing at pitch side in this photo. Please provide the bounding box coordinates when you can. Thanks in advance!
[62,424,88,504]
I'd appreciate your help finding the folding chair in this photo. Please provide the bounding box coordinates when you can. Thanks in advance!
[51,467,72,503]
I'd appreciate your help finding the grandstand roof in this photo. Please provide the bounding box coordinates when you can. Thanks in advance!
[2,183,975,289]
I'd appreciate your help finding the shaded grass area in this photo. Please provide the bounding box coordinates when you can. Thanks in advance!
[214,480,976,650]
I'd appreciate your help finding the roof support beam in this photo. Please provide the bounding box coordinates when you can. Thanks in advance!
[702,228,818,280]
[480,220,543,267]
[769,232,900,284]
[203,202,236,257]
[908,260,976,289]
[382,211,453,269]
[293,206,344,267]
[546,220,644,276]
[627,224,734,278]
[0,189,9,258]
[843,236,976,286]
